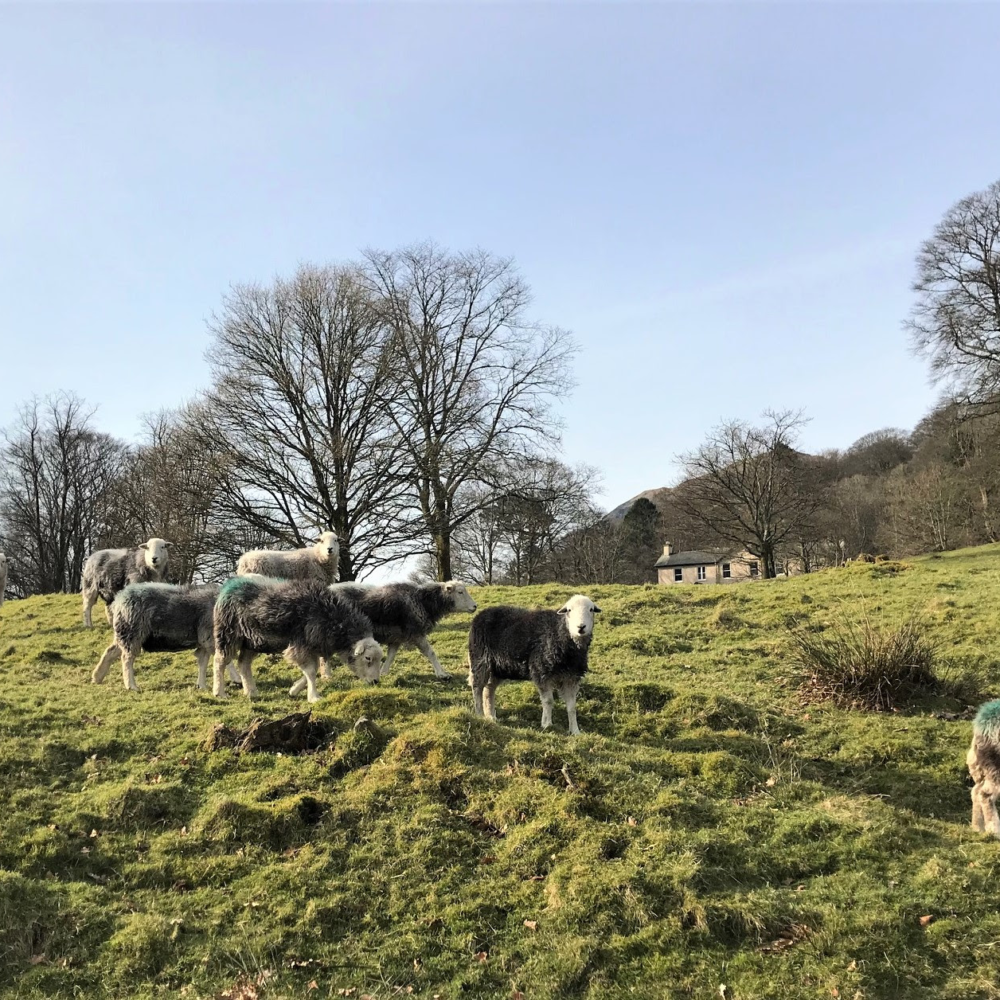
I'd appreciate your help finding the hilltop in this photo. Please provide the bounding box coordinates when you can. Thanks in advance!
[2,550,1000,998]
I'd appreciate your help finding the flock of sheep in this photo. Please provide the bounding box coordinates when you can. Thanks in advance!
[72,533,600,735]
[6,536,1000,824]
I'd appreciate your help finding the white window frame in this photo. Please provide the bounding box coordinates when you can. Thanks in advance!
[722,563,731,579]
[673,567,683,582]
[697,565,706,581]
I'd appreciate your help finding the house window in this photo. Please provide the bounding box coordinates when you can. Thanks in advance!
[697,565,706,581]
[749,561,759,578]
[722,563,731,579]
[673,567,683,582]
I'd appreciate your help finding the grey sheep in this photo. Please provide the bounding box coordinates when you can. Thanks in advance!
[212,576,382,702]
[968,699,1000,837]
[91,582,239,692]
[467,594,601,735]
[236,531,340,584]
[288,580,477,696]
[81,538,172,628]
[0,551,6,611]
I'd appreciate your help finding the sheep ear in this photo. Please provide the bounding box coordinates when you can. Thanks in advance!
[444,582,454,592]
[593,605,602,613]
[163,542,173,549]
[557,606,569,615]
[139,543,148,550]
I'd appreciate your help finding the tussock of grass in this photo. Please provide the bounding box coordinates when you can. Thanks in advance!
[790,608,939,711]
[1,549,1000,997]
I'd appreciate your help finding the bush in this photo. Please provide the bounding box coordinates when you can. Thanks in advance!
[789,610,937,711]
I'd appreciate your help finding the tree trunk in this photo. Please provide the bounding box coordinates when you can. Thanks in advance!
[435,531,452,581]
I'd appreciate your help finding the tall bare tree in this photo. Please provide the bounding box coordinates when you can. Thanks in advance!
[363,243,574,579]
[0,394,127,595]
[676,410,823,578]
[196,264,413,580]
[909,178,1000,411]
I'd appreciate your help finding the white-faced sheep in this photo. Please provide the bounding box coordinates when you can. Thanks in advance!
[236,531,340,584]
[968,699,1000,837]
[212,576,382,703]
[81,538,172,628]
[91,582,239,692]
[467,594,601,735]
[287,580,477,696]
[0,551,7,611]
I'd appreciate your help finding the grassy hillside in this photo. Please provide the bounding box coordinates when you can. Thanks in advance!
[2,550,1000,999]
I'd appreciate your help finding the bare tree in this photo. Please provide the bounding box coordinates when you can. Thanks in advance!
[908,178,1000,411]
[196,264,413,580]
[676,410,823,578]
[363,243,575,579]
[0,394,127,595]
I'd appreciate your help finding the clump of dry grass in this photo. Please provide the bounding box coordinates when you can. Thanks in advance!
[790,609,938,711]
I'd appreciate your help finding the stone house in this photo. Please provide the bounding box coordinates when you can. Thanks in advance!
[654,543,762,585]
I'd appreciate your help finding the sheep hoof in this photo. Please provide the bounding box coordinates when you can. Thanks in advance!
[434,673,454,683]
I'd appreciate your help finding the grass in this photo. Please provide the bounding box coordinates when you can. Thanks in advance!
[1,549,1000,998]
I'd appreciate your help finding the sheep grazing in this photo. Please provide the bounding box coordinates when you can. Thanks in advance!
[467,594,601,735]
[212,576,382,702]
[81,538,172,628]
[91,582,240,692]
[0,551,7,610]
[236,531,340,584]
[287,580,477,696]
[968,699,1000,837]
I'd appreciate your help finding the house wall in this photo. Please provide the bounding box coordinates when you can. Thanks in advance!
[657,563,721,585]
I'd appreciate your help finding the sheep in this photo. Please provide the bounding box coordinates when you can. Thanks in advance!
[90,582,240,692]
[467,594,601,736]
[212,576,383,703]
[0,551,6,610]
[287,580,477,696]
[81,538,172,628]
[968,699,1000,837]
[236,531,340,584]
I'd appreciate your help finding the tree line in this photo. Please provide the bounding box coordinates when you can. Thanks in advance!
[2,177,999,595]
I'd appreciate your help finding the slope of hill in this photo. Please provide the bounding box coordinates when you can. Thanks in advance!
[606,485,674,521]
[2,551,1000,998]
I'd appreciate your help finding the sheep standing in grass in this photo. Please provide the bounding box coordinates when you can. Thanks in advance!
[212,576,382,702]
[968,699,1000,837]
[0,551,7,610]
[91,582,240,692]
[81,538,172,628]
[467,595,601,735]
[236,531,340,583]
[287,581,477,696]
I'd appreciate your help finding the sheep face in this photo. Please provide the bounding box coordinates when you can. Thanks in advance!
[314,531,340,564]
[140,538,172,571]
[443,581,477,613]
[557,594,601,640]
[0,553,6,573]
[346,636,383,682]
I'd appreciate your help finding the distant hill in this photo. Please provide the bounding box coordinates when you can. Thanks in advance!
[607,486,674,521]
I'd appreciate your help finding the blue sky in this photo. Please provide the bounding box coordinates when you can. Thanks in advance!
[2,2,998,512]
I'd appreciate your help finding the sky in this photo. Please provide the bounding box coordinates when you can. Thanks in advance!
[2,1,999,514]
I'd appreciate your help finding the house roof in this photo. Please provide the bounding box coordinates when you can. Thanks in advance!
[654,550,728,568]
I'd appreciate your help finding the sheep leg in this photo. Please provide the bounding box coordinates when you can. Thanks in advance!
[318,657,332,680]
[195,648,210,690]
[379,644,400,678]
[972,784,987,832]
[92,643,121,684]
[539,684,555,731]
[471,682,485,717]
[212,650,231,699]
[236,649,258,698]
[120,649,140,693]
[288,675,308,697]
[82,588,98,628]
[104,603,114,625]
[482,681,497,722]
[561,679,582,736]
[415,636,450,680]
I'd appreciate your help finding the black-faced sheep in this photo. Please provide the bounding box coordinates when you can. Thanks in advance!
[212,576,382,702]
[236,531,340,584]
[968,699,1000,837]
[287,580,477,696]
[81,538,172,628]
[467,594,601,735]
[91,582,238,692]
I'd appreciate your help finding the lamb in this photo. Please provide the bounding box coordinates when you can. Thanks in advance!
[81,538,172,628]
[0,551,7,610]
[467,594,601,736]
[287,580,477,696]
[968,699,1000,837]
[236,531,340,584]
[91,582,240,692]
[212,576,383,702]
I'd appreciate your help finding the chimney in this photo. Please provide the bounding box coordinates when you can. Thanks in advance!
[662,542,672,557]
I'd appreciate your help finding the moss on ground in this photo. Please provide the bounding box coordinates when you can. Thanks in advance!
[1,550,1000,997]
